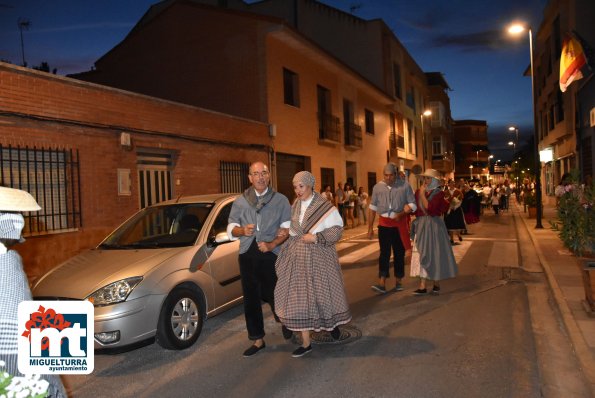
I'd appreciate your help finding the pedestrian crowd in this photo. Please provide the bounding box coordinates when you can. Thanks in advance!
[226,161,467,359]
[1,156,587,394]
[2,160,498,368]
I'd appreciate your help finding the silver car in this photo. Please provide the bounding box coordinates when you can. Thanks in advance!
[33,194,242,350]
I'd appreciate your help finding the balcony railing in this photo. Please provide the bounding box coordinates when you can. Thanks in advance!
[318,113,340,143]
[344,122,362,148]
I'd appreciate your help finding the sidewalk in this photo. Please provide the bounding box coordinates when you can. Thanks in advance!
[511,197,595,390]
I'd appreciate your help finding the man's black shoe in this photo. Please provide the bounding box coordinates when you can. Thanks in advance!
[282,325,293,340]
[243,342,266,357]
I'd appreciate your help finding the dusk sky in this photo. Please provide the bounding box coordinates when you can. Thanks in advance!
[0,0,548,161]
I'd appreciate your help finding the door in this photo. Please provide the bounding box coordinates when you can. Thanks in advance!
[276,153,308,201]
[137,150,174,209]
[204,200,242,306]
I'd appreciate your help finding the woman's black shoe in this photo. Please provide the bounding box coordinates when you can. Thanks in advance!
[330,327,341,340]
[292,345,312,357]
[282,325,293,340]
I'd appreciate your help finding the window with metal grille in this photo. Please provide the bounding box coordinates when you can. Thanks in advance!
[220,161,249,193]
[0,145,81,235]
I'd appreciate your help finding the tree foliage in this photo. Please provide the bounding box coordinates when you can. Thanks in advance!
[552,169,594,256]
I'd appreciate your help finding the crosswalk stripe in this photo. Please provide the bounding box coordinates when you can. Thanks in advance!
[339,244,379,263]
[336,237,479,266]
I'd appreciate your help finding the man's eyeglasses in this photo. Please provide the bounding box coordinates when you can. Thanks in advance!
[250,171,270,178]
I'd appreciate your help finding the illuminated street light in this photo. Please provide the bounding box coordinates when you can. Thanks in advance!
[488,154,494,174]
[421,109,432,166]
[507,22,543,228]
[508,126,519,147]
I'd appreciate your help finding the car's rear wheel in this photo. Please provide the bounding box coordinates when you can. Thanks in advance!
[156,287,204,350]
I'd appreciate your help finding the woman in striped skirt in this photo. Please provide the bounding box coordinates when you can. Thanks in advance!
[274,171,352,358]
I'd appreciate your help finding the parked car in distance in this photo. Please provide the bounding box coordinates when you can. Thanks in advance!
[33,193,243,350]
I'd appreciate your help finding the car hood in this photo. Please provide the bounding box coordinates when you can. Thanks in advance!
[33,248,187,299]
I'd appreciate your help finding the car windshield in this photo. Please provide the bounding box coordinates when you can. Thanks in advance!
[99,203,214,249]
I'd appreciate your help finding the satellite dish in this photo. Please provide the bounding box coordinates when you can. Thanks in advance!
[411,164,423,175]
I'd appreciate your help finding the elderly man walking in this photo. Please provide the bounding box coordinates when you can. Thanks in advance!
[367,162,416,293]
[227,161,291,357]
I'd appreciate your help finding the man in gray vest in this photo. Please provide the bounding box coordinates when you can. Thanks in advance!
[367,162,416,293]
[227,161,291,357]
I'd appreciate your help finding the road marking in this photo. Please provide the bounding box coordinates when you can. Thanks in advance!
[462,237,518,242]
[337,242,359,249]
[451,240,472,263]
[347,239,377,243]
[340,244,379,263]
[338,238,476,265]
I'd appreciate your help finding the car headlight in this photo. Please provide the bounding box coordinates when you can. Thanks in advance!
[86,277,143,307]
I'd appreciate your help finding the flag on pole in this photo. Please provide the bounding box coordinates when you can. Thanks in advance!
[559,33,587,92]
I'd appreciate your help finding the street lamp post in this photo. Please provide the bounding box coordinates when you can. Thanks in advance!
[18,18,30,67]
[421,110,432,167]
[508,126,519,148]
[476,149,482,180]
[508,126,520,191]
[508,23,543,228]
[488,155,494,183]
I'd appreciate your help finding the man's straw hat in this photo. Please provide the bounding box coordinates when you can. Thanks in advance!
[418,169,442,179]
[0,186,41,212]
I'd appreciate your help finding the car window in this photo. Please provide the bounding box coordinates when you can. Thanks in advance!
[101,203,214,249]
[209,202,232,239]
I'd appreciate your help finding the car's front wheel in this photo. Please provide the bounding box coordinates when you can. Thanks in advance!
[156,287,204,350]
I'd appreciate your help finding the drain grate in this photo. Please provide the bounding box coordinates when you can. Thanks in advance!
[291,324,362,345]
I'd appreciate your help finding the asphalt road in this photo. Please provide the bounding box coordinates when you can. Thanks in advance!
[61,209,590,397]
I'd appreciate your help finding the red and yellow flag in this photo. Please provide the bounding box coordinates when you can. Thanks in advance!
[560,33,587,92]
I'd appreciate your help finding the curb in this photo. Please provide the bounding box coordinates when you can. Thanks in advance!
[514,202,595,392]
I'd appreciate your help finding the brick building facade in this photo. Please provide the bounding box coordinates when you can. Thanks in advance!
[73,1,398,199]
[0,62,269,281]
[453,120,489,182]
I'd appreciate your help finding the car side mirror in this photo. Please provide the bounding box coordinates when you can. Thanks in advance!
[208,232,231,247]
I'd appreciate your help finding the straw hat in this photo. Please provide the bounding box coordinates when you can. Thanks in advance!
[0,186,41,212]
[419,169,442,179]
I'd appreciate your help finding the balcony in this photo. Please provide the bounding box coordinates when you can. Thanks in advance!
[344,122,362,149]
[432,158,454,174]
[318,112,341,144]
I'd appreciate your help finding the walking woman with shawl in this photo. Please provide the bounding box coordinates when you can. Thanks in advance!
[274,171,352,358]
[410,169,458,295]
